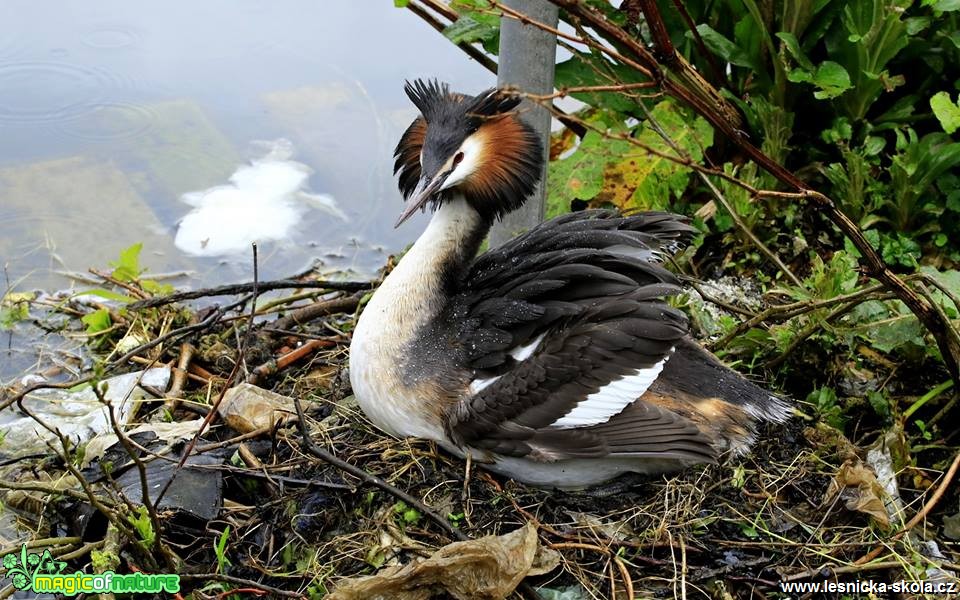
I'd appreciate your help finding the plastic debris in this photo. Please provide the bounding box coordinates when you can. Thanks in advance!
[328,522,559,600]
[866,431,906,525]
[217,382,295,433]
[82,418,205,468]
[536,585,588,600]
[823,459,890,526]
[1,368,170,456]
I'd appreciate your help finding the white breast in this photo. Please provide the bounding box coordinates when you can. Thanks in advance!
[350,198,481,442]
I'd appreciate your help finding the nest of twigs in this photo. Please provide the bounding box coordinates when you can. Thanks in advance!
[0,263,957,600]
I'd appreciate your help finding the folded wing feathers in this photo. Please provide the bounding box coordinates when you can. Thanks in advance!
[448,211,706,460]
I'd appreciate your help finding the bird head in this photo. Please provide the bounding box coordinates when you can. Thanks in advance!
[393,79,544,227]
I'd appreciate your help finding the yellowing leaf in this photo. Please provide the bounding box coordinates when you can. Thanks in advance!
[598,101,714,211]
[547,101,712,217]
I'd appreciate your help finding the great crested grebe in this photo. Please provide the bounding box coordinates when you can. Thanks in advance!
[349,79,789,489]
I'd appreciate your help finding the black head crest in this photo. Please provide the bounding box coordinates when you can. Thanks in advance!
[404,79,453,122]
[464,88,522,119]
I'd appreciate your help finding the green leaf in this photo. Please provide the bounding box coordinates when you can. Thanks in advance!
[927,0,960,11]
[627,101,714,209]
[393,0,410,6]
[904,16,931,35]
[548,101,713,218]
[777,32,815,71]
[811,61,853,99]
[931,91,960,134]
[443,16,498,45]
[947,190,960,212]
[109,243,143,282]
[920,266,960,318]
[867,390,891,419]
[546,130,609,217]
[140,279,175,295]
[829,0,910,119]
[445,2,500,53]
[695,24,759,70]
[81,308,112,334]
[863,135,886,156]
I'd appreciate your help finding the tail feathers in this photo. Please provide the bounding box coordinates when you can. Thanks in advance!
[645,338,792,453]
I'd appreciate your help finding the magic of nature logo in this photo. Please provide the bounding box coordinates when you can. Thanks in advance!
[1,545,180,596]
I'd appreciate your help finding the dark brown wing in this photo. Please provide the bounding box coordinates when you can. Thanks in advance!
[444,210,715,462]
[452,210,696,372]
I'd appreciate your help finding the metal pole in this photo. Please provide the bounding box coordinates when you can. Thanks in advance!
[490,0,558,248]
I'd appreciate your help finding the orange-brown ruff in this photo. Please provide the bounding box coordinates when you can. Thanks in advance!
[349,79,791,489]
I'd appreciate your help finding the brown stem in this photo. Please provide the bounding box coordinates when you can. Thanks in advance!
[669,0,731,88]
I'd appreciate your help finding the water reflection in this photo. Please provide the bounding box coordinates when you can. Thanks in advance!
[0,0,492,289]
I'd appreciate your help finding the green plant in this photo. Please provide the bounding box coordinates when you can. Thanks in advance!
[127,506,156,549]
[215,526,232,574]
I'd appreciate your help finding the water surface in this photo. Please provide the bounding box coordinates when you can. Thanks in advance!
[0,0,493,379]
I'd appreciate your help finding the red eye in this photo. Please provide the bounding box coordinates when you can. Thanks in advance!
[453,152,464,167]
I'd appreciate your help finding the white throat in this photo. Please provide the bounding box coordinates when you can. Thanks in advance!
[365,196,481,327]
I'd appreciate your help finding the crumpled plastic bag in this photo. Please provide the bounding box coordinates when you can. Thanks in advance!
[328,522,558,600]
[217,382,295,433]
[823,459,890,526]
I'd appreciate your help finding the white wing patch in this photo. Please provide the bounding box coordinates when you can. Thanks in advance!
[469,375,501,395]
[468,334,546,396]
[509,333,545,362]
[551,351,672,429]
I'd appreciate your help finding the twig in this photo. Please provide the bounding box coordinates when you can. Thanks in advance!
[407,0,498,73]
[269,293,362,332]
[89,268,150,300]
[523,81,657,101]
[127,279,370,310]
[94,379,178,570]
[0,537,81,555]
[0,376,93,412]
[765,298,867,369]
[108,300,243,368]
[707,283,897,352]
[56,540,104,561]
[549,542,634,598]
[164,315,198,413]
[293,396,464,540]
[668,0,730,88]
[246,338,337,385]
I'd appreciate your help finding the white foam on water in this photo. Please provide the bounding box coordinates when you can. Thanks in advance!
[174,139,345,256]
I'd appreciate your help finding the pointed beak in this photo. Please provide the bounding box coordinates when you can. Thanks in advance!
[394,172,449,228]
